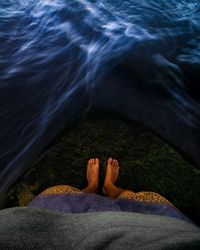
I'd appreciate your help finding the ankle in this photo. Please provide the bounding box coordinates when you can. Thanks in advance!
[103,182,125,199]
[87,182,98,192]
[103,181,114,193]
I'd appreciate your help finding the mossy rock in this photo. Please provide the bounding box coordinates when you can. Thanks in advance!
[5,110,200,225]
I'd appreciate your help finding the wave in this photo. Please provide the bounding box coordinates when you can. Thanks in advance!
[0,0,200,200]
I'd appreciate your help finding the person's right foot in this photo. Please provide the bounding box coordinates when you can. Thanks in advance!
[103,158,119,195]
[86,158,99,192]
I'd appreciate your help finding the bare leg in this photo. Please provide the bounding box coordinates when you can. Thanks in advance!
[81,158,99,193]
[103,158,175,207]
[103,158,128,199]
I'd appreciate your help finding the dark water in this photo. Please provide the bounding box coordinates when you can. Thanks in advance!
[0,0,200,201]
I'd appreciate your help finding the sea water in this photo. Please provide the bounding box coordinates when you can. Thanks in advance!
[0,0,200,199]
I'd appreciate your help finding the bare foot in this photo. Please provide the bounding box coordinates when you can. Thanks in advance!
[103,158,119,195]
[86,158,99,192]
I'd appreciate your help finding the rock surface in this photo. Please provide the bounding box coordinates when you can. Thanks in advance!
[5,111,200,225]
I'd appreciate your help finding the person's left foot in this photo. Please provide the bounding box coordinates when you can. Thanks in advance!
[86,158,99,192]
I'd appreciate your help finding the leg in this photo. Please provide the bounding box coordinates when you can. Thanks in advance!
[103,158,127,198]
[81,158,99,193]
[103,158,174,207]
[38,158,99,196]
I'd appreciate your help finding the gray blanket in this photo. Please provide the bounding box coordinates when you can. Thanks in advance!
[0,207,200,249]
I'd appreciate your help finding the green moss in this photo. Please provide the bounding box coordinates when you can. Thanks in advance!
[4,110,200,225]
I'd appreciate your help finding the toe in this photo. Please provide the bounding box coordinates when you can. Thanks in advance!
[115,159,118,164]
[95,158,99,165]
[88,159,93,166]
[108,158,113,164]
[113,159,119,167]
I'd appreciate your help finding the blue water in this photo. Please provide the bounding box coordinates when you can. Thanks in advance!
[0,0,200,201]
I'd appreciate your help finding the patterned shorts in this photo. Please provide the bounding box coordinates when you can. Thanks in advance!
[38,185,174,207]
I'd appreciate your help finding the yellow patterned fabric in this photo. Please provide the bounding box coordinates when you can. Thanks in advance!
[118,191,174,207]
[38,185,173,207]
[38,185,81,196]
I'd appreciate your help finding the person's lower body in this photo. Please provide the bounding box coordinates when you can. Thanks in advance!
[38,158,174,207]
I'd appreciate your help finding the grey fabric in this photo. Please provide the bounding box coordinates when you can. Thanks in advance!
[0,207,200,249]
